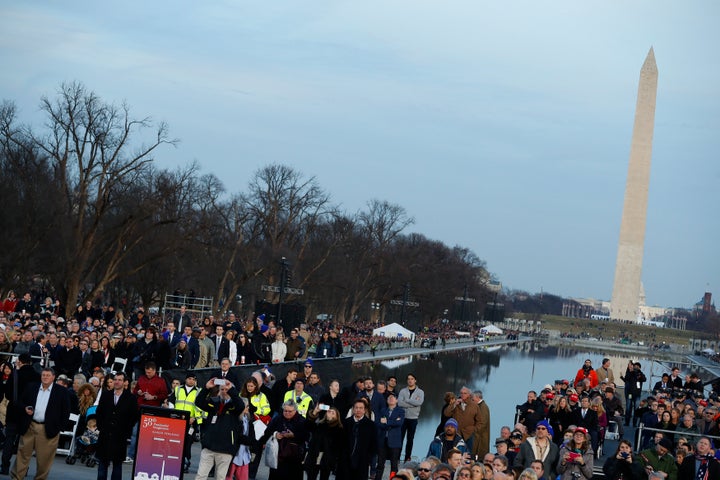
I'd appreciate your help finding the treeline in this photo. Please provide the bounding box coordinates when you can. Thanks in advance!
[0,82,494,325]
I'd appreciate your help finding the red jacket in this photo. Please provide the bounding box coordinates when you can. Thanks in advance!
[133,374,168,408]
[574,368,599,388]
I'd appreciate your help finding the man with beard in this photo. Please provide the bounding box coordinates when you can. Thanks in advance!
[513,420,559,480]
[574,359,599,389]
[427,418,467,462]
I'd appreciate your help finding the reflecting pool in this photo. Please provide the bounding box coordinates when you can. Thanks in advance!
[353,343,665,460]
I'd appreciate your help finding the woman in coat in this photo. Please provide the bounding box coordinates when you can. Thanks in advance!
[171,339,194,369]
[304,405,345,480]
[271,332,286,363]
[259,400,309,480]
[314,332,334,358]
[235,332,255,365]
[549,396,575,445]
[99,336,115,370]
[557,427,594,480]
[602,439,644,480]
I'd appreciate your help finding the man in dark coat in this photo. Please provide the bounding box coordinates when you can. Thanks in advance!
[212,325,231,362]
[96,371,138,480]
[194,378,245,480]
[12,367,71,480]
[251,324,272,363]
[211,357,240,388]
[677,436,720,480]
[173,305,191,333]
[573,395,600,452]
[78,338,94,379]
[620,361,646,426]
[0,354,40,474]
[338,398,377,480]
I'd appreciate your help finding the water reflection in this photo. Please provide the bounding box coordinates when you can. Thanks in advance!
[353,344,656,460]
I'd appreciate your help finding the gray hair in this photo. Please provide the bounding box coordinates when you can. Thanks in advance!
[282,399,298,411]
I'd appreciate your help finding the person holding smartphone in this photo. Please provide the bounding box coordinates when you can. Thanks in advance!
[557,427,593,480]
[602,439,644,480]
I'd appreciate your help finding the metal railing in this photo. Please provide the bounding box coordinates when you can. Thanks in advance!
[634,423,720,452]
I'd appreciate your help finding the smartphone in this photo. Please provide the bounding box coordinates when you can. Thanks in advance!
[319,404,330,411]
[214,378,225,386]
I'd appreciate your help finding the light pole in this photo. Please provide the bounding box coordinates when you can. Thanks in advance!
[371,302,381,325]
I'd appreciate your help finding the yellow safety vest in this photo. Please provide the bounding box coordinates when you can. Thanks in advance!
[174,386,203,423]
[283,390,313,417]
[250,392,271,417]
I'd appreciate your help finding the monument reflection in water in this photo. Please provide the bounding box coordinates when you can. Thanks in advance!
[353,344,655,459]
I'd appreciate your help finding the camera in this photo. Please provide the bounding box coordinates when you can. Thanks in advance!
[621,452,629,458]
[319,404,330,411]
[214,378,225,386]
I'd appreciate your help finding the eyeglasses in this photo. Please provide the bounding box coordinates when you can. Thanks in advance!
[417,468,431,472]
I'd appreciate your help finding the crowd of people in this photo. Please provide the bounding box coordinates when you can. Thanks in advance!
[2,290,720,480]
[508,357,720,480]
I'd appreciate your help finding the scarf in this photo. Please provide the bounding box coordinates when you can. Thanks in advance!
[695,453,713,480]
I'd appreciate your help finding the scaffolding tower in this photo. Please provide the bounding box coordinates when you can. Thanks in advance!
[162,292,214,323]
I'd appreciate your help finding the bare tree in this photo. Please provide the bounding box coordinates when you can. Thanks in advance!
[241,164,338,309]
[28,82,178,314]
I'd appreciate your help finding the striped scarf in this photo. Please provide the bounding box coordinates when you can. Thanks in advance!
[695,453,713,480]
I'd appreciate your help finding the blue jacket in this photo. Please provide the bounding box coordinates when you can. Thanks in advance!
[376,406,405,448]
[427,434,467,462]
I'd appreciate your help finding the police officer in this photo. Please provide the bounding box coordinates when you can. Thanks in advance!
[283,378,314,417]
[169,372,204,473]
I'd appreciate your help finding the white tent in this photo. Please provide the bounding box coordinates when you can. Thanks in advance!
[372,322,416,343]
[481,324,504,335]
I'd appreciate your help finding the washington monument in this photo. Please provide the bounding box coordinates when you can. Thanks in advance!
[610,48,658,322]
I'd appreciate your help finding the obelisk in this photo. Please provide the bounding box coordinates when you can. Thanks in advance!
[610,48,658,322]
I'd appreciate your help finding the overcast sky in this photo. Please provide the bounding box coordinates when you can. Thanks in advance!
[1,1,718,309]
